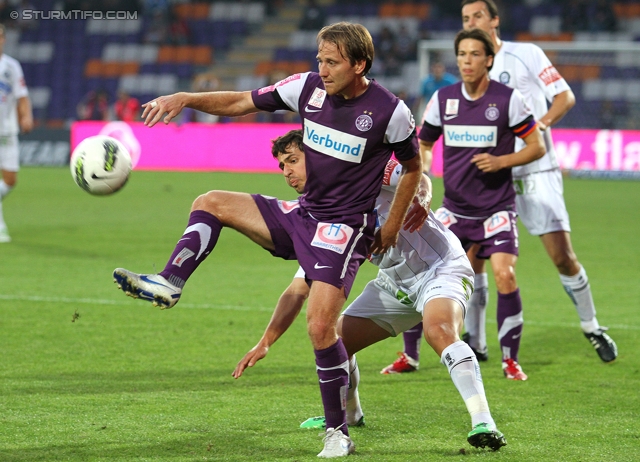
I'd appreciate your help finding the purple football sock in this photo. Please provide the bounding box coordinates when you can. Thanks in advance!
[315,338,350,435]
[159,210,222,287]
[403,322,423,361]
[497,289,524,362]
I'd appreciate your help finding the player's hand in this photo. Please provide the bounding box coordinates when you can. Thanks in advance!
[232,343,269,379]
[471,153,503,173]
[403,192,431,233]
[142,92,188,127]
[370,222,400,255]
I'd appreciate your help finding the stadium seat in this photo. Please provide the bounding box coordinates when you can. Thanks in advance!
[84,59,103,78]
[192,46,213,65]
[157,46,178,63]
[175,46,195,63]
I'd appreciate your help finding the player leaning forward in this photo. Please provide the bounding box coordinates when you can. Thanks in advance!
[420,28,545,380]
[233,129,507,451]
[113,22,422,458]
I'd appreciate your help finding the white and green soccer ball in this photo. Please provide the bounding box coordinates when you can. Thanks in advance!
[70,135,132,195]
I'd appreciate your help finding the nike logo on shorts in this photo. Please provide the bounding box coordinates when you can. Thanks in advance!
[305,107,322,113]
[494,239,510,245]
[444,114,458,120]
[314,263,332,269]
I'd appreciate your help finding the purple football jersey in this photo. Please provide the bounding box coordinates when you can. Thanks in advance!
[419,80,535,217]
[252,72,418,221]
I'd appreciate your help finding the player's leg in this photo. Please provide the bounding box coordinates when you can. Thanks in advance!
[518,169,617,362]
[489,252,527,380]
[339,314,392,425]
[114,191,274,308]
[422,298,506,450]
[539,230,617,362]
[463,244,489,360]
[380,321,421,374]
[307,281,355,457]
[0,140,19,242]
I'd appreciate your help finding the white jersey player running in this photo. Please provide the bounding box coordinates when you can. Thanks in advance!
[0,24,33,243]
[233,130,507,452]
[460,0,617,363]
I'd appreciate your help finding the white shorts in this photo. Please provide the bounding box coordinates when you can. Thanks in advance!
[342,256,474,337]
[0,135,19,172]
[513,169,571,235]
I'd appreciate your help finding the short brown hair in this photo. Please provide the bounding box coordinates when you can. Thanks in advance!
[271,129,304,158]
[317,22,375,76]
[454,28,495,71]
[461,0,499,19]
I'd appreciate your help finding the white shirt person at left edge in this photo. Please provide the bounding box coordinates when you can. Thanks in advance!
[0,23,33,243]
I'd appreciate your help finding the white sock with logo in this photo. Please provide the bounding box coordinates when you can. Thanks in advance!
[560,266,600,333]
[465,273,488,351]
[441,341,494,429]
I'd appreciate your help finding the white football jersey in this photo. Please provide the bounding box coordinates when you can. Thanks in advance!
[0,54,28,135]
[490,41,571,177]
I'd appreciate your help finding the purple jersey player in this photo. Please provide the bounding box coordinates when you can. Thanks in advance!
[418,28,544,381]
[113,22,422,458]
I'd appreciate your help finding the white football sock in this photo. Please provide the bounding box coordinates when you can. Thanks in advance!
[0,180,11,199]
[346,355,363,425]
[441,341,494,429]
[560,265,600,333]
[465,273,488,351]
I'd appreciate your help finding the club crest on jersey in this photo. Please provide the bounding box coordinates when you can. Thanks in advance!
[277,199,300,214]
[445,99,459,116]
[355,112,373,132]
[483,211,511,238]
[499,71,510,84]
[308,88,326,108]
[311,222,354,254]
[485,105,500,121]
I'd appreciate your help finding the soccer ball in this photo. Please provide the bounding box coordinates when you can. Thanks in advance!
[70,135,132,195]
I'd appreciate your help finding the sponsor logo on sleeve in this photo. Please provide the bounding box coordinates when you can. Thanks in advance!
[258,73,302,95]
[538,65,562,86]
[444,125,497,148]
[445,99,459,116]
[499,71,510,84]
[483,211,511,239]
[311,222,354,254]
[303,119,366,163]
[307,87,326,108]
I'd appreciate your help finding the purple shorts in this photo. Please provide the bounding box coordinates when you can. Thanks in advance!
[436,208,519,259]
[252,194,375,297]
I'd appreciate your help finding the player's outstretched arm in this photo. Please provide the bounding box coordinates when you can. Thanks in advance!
[372,154,422,254]
[232,277,310,379]
[142,91,259,127]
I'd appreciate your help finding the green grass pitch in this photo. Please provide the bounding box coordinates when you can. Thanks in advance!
[0,167,638,461]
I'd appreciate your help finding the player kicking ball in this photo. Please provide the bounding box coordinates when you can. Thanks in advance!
[232,129,507,452]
